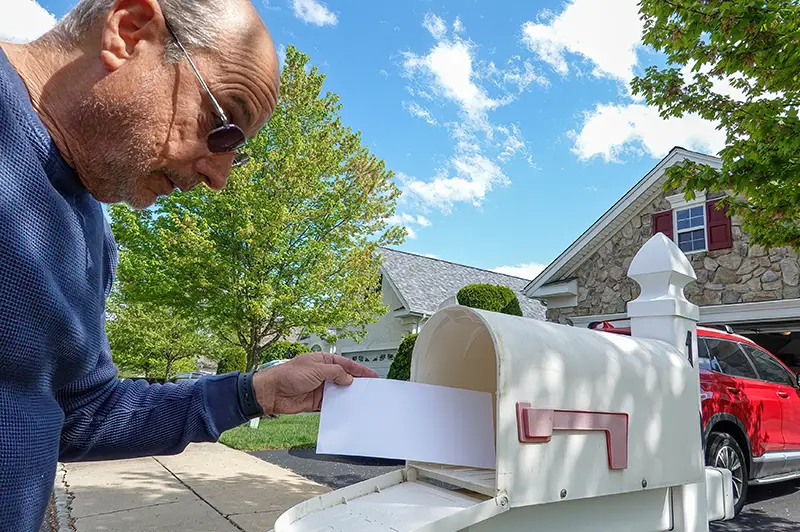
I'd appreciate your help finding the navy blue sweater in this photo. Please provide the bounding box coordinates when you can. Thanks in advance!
[0,50,249,531]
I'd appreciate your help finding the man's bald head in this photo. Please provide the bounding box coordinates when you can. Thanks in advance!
[6,0,280,209]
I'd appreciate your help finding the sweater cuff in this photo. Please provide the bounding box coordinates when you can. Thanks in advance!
[199,372,250,435]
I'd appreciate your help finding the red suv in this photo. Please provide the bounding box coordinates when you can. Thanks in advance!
[590,321,800,516]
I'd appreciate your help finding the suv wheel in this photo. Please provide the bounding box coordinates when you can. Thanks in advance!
[705,431,748,516]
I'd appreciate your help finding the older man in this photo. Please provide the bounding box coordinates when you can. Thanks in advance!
[0,0,376,530]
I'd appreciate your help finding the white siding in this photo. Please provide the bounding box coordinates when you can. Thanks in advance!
[299,275,424,377]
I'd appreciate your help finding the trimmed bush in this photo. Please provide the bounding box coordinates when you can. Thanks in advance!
[456,284,523,316]
[216,348,247,374]
[261,341,309,364]
[387,333,417,381]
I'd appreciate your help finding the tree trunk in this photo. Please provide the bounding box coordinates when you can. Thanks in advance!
[245,346,259,372]
[164,358,173,382]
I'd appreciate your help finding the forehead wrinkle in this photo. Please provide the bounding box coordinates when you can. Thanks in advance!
[216,65,277,133]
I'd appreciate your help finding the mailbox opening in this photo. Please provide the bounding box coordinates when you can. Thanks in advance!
[408,307,500,497]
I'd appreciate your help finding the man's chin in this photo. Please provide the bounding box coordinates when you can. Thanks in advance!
[119,188,162,211]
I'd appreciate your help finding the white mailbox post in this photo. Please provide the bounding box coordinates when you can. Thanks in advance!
[272,234,734,532]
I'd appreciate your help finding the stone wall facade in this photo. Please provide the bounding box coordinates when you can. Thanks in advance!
[547,191,800,325]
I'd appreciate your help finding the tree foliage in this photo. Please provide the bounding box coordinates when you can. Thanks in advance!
[387,333,417,381]
[260,340,309,364]
[457,284,523,316]
[106,299,216,381]
[109,46,405,371]
[216,346,247,374]
[632,1,800,249]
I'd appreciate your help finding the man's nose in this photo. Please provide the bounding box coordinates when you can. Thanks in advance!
[196,153,236,191]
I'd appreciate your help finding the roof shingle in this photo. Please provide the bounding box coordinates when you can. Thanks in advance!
[379,247,546,320]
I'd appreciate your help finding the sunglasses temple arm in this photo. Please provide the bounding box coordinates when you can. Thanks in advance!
[164,18,229,123]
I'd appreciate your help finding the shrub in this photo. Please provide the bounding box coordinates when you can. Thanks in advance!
[456,284,523,316]
[260,341,309,364]
[216,347,247,374]
[387,333,417,381]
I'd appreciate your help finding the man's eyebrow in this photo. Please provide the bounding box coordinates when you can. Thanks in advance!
[230,95,254,128]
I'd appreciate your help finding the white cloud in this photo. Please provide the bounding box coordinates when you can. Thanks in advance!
[521,0,643,84]
[570,103,726,162]
[388,212,433,240]
[403,40,500,129]
[262,0,282,11]
[497,124,527,162]
[404,101,438,126]
[524,2,748,163]
[423,13,447,41]
[0,0,57,44]
[502,58,550,92]
[292,0,337,26]
[492,262,547,280]
[397,13,548,213]
[402,154,509,213]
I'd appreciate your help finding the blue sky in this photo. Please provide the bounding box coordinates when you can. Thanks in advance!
[5,0,727,280]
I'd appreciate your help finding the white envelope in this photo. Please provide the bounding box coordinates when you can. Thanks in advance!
[316,378,495,470]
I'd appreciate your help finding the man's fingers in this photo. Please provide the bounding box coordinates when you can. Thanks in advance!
[319,364,354,386]
[327,354,379,378]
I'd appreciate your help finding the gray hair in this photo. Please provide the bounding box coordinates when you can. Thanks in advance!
[52,0,225,61]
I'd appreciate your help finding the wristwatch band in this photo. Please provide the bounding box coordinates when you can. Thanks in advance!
[237,370,264,419]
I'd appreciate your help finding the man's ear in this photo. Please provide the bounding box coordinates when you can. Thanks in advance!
[100,0,163,72]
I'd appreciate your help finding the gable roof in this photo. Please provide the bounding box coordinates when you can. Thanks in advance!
[378,247,546,320]
[523,147,722,296]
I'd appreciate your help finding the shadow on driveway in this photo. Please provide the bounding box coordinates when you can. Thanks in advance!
[711,480,800,531]
[250,447,403,490]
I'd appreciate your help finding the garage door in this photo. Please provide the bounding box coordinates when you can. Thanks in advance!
[732,320,800,374]
[344,350,397,378]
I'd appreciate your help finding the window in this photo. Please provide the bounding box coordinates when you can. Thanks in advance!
[676,205,706,253]
[697,338,717,372]
[704,338,758,380]
[741,345,796,387]
[658,192,733,253]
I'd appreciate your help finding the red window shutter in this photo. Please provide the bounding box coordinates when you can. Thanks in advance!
[707,200,733,251]
[652,211,673,240]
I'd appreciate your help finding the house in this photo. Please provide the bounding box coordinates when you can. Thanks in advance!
[299,247,546,377]
[523,146,800,371]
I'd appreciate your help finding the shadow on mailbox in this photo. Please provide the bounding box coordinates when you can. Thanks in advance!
[272,234,735,532]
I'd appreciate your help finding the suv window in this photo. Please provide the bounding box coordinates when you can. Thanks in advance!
[697,339,716,371]
[741,345,796,387]
[703,338,758,380]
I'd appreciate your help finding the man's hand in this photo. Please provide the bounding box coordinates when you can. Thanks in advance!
[253,353,378,415]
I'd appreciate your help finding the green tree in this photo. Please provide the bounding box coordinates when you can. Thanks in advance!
[216,346,247,374]
[109,46,405,372]
[457,284,523,316]
[632,1,800,249]
[106,299,214,381]
[387,333,417,381]
[260,340,309,364]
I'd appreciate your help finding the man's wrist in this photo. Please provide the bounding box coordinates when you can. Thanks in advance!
[237,371,264,419]
[252,369,277,416]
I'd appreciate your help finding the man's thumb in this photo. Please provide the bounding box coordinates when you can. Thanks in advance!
[320,364,354,386]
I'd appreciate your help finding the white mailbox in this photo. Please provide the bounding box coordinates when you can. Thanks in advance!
[272,234,734,532]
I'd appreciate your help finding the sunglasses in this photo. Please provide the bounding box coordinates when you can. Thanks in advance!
[164,19,250,167]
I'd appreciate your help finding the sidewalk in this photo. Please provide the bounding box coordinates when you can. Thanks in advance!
[61,443,329,532]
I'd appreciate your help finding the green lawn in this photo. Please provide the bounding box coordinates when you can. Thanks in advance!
[219,413,320,451]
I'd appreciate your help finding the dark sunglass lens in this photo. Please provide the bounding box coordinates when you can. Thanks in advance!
[207,124,246,153]
[232,152,250,167]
